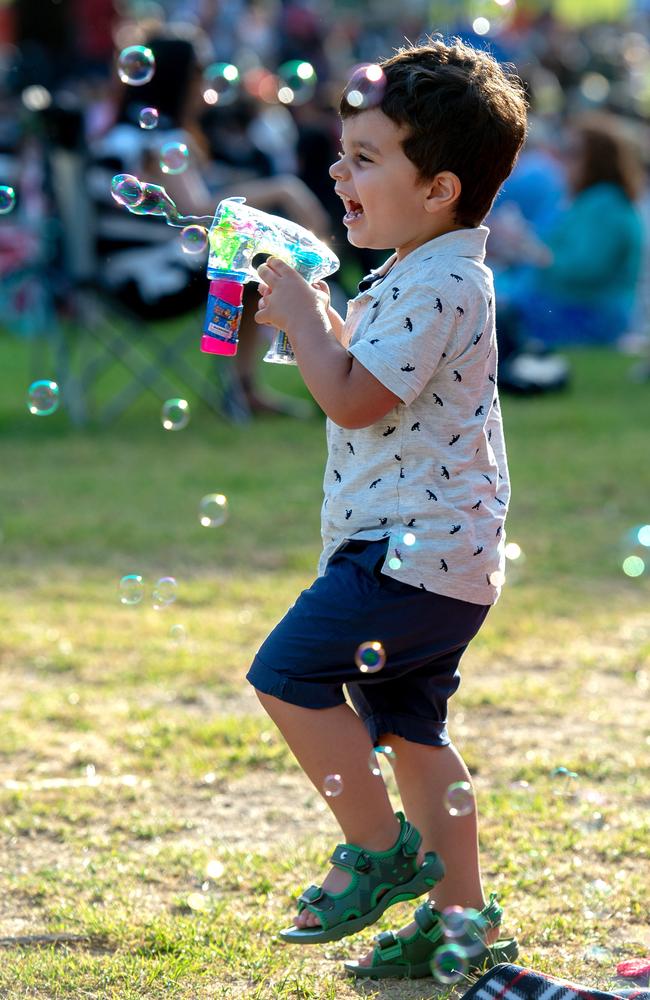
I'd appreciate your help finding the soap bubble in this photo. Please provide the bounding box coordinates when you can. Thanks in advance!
[431,942,470,984]
[403,531,416,546]
[342,64,386,111]
[583,879,613,920]
[169,624,186,644]
[276,60,317,105]
[622,554,645,577]
[159,141,189,175]
[206,859,224,879]
[111,173,144,209]
[441,906,485,955]
[119,574,144,605]
[468,0,517,35]
[0,185,16,214]
[637,524,650,547]
[139,106,159,129]
[355,640,386,674]
[161,398,190,431]
[152,576,177,608]
[368,745,396,775]
[199,493,229,528]
[504,541,522,560]
[444,781,474,817]
[180,225,208,254]
[186,891,209,911]
[551,765,579,797]
[117,45,156,86]
[27,379,60,416]
[203,62,240,106]
[323,773,343,797]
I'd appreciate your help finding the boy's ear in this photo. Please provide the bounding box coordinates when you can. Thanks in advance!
[423,171,462,215]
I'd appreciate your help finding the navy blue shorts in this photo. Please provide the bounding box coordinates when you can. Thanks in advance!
[246,538,490,747]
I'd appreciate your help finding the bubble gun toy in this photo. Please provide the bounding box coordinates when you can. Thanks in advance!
[201,197,340,364]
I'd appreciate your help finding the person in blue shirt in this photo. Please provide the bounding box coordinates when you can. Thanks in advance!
[495,112,644,348]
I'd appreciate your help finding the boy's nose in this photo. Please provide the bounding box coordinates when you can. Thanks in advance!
[329,158,345,180]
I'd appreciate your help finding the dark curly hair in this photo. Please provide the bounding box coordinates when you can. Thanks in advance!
[340,37,528,228]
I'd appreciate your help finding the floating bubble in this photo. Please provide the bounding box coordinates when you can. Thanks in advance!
[159,141,189,175]
[583,945,612,964]
[442,905,484,940]
[489,569,506,587]
[153,576,177,608]
[111,172,144,209]
[276,60,317,105]
[117,45,156,86]
[468,0,516,35]
[431,942,470,984]
[551,765,579,798]
[323,773,343,797]
[368,745,396,776]
[206,859,224,879]
[444,781,474,817]
[473,16,491,34]
[622,554,645,577]
[169,624,186,644]
[186,891,209,911]
[27,379,60,416]
[199,493,229,528]
[139,106,159,129]
[504,542,522,560]
[180,225,208,254]
[343,63,386,111]
[161,397,190,430]
[203,62,240,106]
[119,574,144,605]
[21,84,51,111]
[0,185,16,214]
[355,640,386,674]
[637,524,650,547]
[403,532,416,546]
[580,73,610,103]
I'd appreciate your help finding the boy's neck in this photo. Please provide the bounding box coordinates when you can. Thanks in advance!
[395,220,469,261]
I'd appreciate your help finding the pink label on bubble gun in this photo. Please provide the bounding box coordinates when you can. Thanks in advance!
[201,278,244,355]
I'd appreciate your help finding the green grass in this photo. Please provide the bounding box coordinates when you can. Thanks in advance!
[0,330,649,999]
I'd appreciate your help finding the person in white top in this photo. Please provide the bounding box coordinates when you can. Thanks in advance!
[246,37,528,978]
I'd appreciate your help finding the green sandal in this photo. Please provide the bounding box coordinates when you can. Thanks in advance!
[279,811,444,945]
[344,893,519,979]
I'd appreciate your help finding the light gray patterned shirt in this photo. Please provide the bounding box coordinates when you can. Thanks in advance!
[318,226,510,606]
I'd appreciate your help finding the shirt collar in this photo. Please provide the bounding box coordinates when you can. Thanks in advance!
[356,225,489,298]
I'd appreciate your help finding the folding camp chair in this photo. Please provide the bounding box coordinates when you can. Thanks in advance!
[34,101,248,426]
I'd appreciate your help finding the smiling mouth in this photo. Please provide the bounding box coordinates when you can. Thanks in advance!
[342,197,364,223]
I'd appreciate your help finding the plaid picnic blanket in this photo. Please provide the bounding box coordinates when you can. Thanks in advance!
[461,964,650,1000]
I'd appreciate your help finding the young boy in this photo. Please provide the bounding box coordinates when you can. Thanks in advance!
[246,37,527,980]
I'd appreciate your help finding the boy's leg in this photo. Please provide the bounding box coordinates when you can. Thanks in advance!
[255,692,408,930]
[353,734,497,965]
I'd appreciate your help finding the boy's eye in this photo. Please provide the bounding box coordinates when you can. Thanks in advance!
[338,151,371,164]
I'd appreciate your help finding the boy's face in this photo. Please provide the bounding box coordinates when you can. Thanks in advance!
[329,108,445,259]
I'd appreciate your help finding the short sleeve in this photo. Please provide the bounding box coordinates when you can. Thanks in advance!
[348,285,457,405]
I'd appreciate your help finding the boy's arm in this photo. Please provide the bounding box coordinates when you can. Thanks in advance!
[256,260,400,426]
[312,279,345,345]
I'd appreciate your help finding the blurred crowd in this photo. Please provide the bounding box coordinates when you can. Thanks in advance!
[1,0,649,408]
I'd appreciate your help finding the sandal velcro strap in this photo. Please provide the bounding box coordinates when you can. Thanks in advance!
[414,900,443,939]
[481,893,503,929]
[330,844,372,872]
[399,820,422,858]
[374,930,403,962]
[298,884,325,907]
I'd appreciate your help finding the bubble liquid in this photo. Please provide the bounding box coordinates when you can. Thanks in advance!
[200,197,339,362]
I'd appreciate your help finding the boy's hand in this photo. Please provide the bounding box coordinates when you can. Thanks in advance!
[255,258,326,333]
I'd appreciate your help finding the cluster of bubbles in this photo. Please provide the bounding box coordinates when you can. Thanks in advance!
[354,640,386,674]
[119,574,177,607]
[27,380,60,416]
[0,185,16,214]
[199,494,229,528]
[342,64,387,111]
[201,59,318,108]
[430,903,491,983]
[444,780,475,817]
[621,524,649,578]
[161,398,190,431]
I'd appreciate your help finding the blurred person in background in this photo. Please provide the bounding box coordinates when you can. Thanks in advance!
[493,111,644,355]
[90,25,330,417]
